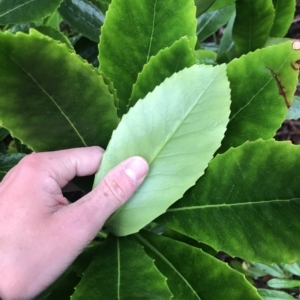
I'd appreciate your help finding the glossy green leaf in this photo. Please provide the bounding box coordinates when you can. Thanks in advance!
[58,0,105,42]
[233,0,275,56]
[94,64,231,236]
[0,30,119,151]
[267,279,300,289]
[136,231,261,300]
[286,95,300,120]
[0,127,9,141]
[158,139,300,264]
[72,235,172,299]
[208,0,236,12]
[195,0,216,17]
[99,0,197,116]
[0,153,25,181]
[197,3,235,43]
[220,41,300,152]
[270,0,296,37]
[129,37,196,108]
[282,261,300,276]
[34,26,73,49]
[258,289,295,300]
[0,0,63,24]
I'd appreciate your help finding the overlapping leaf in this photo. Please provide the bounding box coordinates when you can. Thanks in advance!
[0,153,26,181]
[220,41,300,152]
[0,0,63,24]
[208,0,236,12]
[286,96,300,120]
[195,0,216,17]
[233,0,274,56]
[58,0,105,42]
[99,0,197,116]
[158,139,300,264]
[197,3,235,43]
[0,30,118,151]
[94,64,231,236]
[129,37,196,108]
[270,0,296,37]
[136,231,261,300]
[71,235,172,299]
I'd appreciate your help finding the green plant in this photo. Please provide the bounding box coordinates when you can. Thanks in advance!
[0,0,299,298]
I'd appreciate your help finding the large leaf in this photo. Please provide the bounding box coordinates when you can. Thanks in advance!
[136,231,261,300]
[94,64,231,236]
[220,41,300,152]
[0,30,119,151]
[99,0,197,116]
[233,0,275,56]
[0,0,63,24]
[158,139,300,264]
[270,0,296,37]
[129,37,196,109]
[0,153,26,181]
[71,235,172,299]
[197,3,235,43]
[58,0,105,42]
[0,127,9,141]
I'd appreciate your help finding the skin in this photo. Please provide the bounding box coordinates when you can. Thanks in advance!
[0,146,149,300]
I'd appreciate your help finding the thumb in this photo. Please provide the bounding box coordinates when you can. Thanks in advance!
[58,156,149,243]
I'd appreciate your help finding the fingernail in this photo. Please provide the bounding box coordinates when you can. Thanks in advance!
[125,157,149,182]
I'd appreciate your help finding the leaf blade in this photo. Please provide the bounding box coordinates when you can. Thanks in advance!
[94,64,231,236]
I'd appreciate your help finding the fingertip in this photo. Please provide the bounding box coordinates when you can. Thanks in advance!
[124,156,149,184]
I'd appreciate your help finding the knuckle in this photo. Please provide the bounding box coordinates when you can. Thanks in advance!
[100,175,128,206]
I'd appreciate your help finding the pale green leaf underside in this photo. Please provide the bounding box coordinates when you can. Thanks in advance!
[94,64,231,236]
[136,231,261,300]
[0,0,63,24]
[159,139,300,264]
[99,0,197,116]
[0,30,119,151]
[72,235,172,299]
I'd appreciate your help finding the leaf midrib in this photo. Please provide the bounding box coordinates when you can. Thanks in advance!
[148,67,222,165]
[0,0,36,17]
[167,197,300,212]
[136,234,200,300]
[0,47,88,147]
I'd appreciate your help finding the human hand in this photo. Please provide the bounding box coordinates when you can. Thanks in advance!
[0,147,148,300]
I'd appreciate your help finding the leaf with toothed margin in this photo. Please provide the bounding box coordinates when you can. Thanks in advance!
[135,231,261,300]
[128,36,196,109]
[71,235,172,300]
[99,0,197,117]
[158,139,300,264]
[0,0,64,24]
[0,30,119,151]
[93,64,231,236]
[219,40,300,153]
